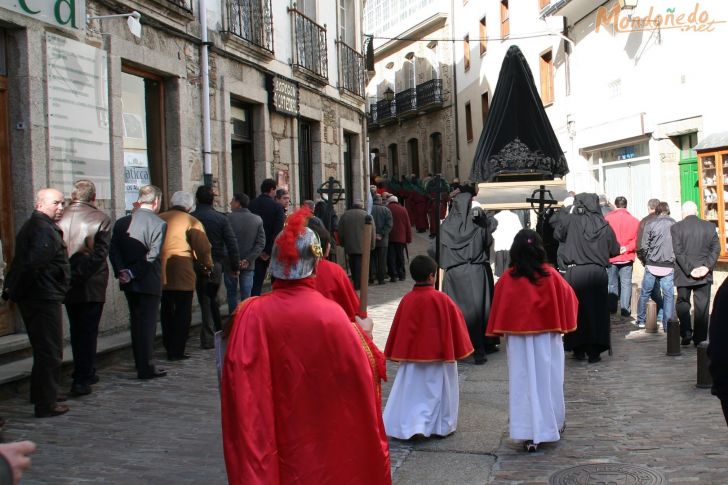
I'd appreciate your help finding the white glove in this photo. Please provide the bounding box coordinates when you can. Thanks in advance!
[355,316,374,338]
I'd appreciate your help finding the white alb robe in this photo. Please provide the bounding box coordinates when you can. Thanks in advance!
[383,362,459,439]
[506,333,565,444]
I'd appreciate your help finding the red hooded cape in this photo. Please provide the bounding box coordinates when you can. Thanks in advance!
[314,258,366,320]
[385,285,474,362]
[486,265,578,336]
[221,278,391,485]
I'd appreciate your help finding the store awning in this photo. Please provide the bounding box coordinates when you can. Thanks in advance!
[695,131,728,151]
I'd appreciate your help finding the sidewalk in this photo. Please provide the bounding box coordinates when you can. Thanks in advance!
[0,231,725,483]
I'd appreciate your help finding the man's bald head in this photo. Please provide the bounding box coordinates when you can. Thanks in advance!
[35,188,65,222]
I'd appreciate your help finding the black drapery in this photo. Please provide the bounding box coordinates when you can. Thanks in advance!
[470,45,568,182]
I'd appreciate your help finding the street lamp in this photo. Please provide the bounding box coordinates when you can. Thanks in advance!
[618,0,638,11]
[383,86,395,102]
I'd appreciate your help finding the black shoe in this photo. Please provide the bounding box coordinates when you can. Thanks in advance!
[474,357,487,365]
[201,344,214,350]
[390,278,397,283]
[588,355,602,364]
[35,404,70,418]
[573,351,586,361]
[681,332,693,346]
[138,369,167,380]
[378,280,386,285]
[70,384,92,397]
[88,375,100,385]
[621,309,632,317]
[399,277,406,281]
[167,354,191,361]
[484,345,500,354]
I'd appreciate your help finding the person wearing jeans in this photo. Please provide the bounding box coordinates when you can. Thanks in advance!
[226,193,265,314]
[635,202,676,331]
[604,196,640,317]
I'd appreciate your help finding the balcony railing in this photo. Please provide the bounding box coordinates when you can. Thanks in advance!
[165,0,193,12]
[290,7,328,80]
[227,0,274,54]
[376,99,396,124]
[395,88,417,117]
[338,40,365,98]
[416,78,443,109]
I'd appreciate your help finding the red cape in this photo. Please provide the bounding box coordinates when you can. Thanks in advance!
[385,285,474,362]
[221,278,391,485]
[314,259,366,320]
[486,265,578,336]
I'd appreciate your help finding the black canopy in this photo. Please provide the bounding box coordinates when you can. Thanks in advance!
[469,45,569,182]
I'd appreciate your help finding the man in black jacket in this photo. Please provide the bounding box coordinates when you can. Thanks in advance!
[58,180,111,396]
[671,201,720,346]
[110,185,167,379]
[248,179,285,296]
[191,185,240,348]
[3,188,70,417]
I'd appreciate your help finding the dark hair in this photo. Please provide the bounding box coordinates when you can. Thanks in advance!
[260,178,277,194]
[309,223,331,253]
[459,181,479,196]
[275,188,289,199]
[233,193,250,208]
[509,229,550,284]
[656,201,670,215]
[195,185,214,205]
[409,255,437,283]
[614,196,627,208]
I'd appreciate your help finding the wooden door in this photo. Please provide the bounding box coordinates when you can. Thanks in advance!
[0,75,16,335]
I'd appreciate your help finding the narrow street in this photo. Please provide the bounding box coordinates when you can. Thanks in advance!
[0,233,726,483]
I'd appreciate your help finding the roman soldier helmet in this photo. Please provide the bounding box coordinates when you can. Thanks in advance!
[269,207,322,280]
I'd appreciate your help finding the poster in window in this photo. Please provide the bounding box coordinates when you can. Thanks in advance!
[124,151,150,211]
[276,169,289,191]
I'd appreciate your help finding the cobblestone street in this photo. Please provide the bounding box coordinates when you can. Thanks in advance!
[0,233,727,483]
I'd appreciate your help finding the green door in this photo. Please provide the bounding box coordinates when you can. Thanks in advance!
[678,133,700,210]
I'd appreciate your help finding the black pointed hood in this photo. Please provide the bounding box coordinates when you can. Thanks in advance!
[470,45,568,182]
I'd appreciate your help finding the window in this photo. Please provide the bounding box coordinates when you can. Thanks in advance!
[481,92,490,124]
[338,0,355,46]
[463,35,470,71]
[540,50,554,105]
[479,17,487,55]
[231,101,256,198]
[299,0,317,18]
[227,0,274,52]
[408,138,420,177]
[538,0,549,9]
[500,0,510,38]
[121,67,168,212]
[465,102,473,142]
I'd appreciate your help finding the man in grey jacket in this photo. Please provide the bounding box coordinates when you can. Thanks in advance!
[636,202,676,330]
[369,194,392,285]
[337,200,375,290]
[225,193,265,314]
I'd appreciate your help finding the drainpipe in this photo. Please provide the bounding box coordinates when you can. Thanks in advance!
[450,0,461,179]
[200,0,213,186]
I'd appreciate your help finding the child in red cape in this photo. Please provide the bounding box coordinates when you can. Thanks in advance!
[383,255,473,439]
[486,229,578,452]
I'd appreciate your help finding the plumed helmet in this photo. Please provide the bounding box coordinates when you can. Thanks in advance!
[269,207,322,280]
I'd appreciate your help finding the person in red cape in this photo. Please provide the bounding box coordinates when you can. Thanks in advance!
[221,208,391,485]
[486,229,578,452]
[383,255,473,439]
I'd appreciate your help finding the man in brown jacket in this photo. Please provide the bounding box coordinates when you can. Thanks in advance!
[159,191,213,360]
[59,180,111,397]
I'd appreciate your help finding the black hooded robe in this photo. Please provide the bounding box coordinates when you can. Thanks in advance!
[440,192,499,362]
[551,193,620,357]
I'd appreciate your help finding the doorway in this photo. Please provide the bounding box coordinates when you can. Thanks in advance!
[0,29,15,336]
[408,138,420,177]
[231,101,256,197]
[343,132,354,209]
[299,121,314,201]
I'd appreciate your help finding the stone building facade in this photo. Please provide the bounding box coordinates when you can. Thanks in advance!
[364,0,457,182]
[0,0,368,344]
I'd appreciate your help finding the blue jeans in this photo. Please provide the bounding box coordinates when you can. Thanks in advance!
[637,269,673,331]
[607,263,634,314]
[224,271,254,316]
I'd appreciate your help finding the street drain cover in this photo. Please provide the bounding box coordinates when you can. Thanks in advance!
[549,463,665,484]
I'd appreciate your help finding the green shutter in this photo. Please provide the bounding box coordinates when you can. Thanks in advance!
[679,157,699,209]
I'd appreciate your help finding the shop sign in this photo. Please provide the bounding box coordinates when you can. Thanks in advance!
[1,0,86,31]
[268,76,299,117]
[46,32,111,200]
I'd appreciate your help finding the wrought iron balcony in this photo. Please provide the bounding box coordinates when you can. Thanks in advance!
[165,0,193,12]
[338,40,365,98]
[376,99,396,125]
[416,79,443,111]
[289,7,328,80]
[395,88,417,118]
[368,103,379,126]
[226,0,274,54]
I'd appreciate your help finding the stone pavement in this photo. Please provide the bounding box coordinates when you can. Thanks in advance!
[0,231,727,484]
